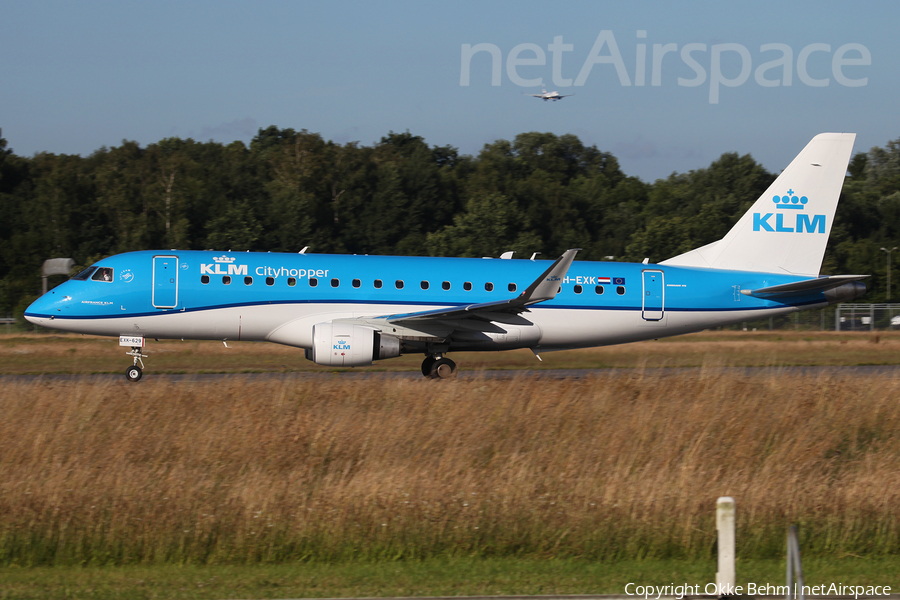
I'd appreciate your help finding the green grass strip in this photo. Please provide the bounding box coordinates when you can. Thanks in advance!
[0,556,897,600]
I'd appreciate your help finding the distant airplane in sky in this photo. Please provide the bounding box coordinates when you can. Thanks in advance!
[524,85,574,101]
[25,134,865,381]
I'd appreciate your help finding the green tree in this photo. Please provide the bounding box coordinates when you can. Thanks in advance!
[205,199,263,251]
[625,152,774,262]
[427,192,542,258]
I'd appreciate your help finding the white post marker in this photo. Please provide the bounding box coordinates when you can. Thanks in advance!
[716,496,736,592]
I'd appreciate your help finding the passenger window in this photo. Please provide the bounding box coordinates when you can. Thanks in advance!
[244,276,253,285]
[442,281,451,290]
[72,266,97,281]
[617,286,626,295]
[395,280,404,289]
[331,278,340,288]
[374,279,383,289]
[287,277,296,287]
[266,277,274,286]
[485,282,494,292]
[223,275,232,285]
[595,285,604,295]
[574,285,583,294]
[508,283,517,292]
[420,280,429,290]
[201,275,210,284]
[91,267,113,282]
[464,282,472,291]
[352,279,361,288]
[309,278,318,287]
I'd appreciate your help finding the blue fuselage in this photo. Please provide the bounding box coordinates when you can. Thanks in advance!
[25,250,827,352]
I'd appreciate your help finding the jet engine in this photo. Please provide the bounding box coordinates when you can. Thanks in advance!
[306,322,401,367]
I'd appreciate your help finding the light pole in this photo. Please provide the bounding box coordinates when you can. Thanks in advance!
[881,247,898,300]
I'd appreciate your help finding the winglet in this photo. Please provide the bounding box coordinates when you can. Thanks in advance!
[519,248,579,305]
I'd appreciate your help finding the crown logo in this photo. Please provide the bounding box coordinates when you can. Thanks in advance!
[213,255,236,263]
[772,189,808,210]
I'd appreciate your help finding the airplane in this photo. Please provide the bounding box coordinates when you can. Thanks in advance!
[525,85,574,101]
[25,133,866,382]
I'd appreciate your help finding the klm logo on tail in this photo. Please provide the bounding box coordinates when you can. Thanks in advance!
[753,190,826,233]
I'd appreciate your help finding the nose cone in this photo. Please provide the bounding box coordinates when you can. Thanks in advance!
[24,295,53,325]
[24,314,44,326]
[24,289,73,326]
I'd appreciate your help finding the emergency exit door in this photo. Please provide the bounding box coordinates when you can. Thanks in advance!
[152,255,179,308]
[642,269,664,321]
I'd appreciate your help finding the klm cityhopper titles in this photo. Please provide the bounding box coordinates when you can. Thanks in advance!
[25,133,867,381]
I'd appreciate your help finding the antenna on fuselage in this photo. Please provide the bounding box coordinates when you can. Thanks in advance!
[299,247,309,254]
[530,252,541,261]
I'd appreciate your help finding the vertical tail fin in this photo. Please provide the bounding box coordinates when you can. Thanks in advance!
[661,133,856,276]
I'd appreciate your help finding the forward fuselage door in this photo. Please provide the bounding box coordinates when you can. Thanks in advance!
[641,269,664,321]
[152,255,179,308]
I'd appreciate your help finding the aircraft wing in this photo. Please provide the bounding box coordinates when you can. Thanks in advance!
[740,275,869,298]
[332,249,579,338]
[387,248,579,324]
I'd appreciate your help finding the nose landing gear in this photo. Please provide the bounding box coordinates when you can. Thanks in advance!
[125,346,147,382]
[421,354,457,379]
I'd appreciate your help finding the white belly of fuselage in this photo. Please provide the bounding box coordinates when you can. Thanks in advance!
[33,302,801,352]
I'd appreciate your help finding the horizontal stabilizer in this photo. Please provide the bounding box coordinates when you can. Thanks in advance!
[741,275,869,298]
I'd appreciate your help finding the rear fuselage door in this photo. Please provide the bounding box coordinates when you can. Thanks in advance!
[152,255,179,308]
[642,269,664,321]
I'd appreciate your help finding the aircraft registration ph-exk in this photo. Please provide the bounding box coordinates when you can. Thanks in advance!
[525,85,574,101]
[26,133,867,381]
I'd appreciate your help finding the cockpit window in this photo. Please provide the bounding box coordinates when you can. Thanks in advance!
[91,267,114,282]
[71,266,97,281]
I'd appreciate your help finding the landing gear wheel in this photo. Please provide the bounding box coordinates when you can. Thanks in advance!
[421,356,437,377]
[125,365,143,382]
[429,357,457,379]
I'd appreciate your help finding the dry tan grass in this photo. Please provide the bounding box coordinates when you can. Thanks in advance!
[1,369,899,565]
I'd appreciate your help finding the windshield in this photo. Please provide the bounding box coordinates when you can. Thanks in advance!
[71,266,97,281]
[91,267,114,282]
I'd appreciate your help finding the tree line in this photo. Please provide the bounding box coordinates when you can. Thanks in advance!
[1,126,899,320]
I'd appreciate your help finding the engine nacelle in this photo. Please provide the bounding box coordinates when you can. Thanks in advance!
[306,322,401,367]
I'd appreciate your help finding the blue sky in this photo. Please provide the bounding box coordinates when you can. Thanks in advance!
[2,0,898,181]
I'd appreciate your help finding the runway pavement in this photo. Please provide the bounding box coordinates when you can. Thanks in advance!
[3,364,900,384]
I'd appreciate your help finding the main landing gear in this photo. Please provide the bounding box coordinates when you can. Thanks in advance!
[125,346,148,382]
[421,354,457,379]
